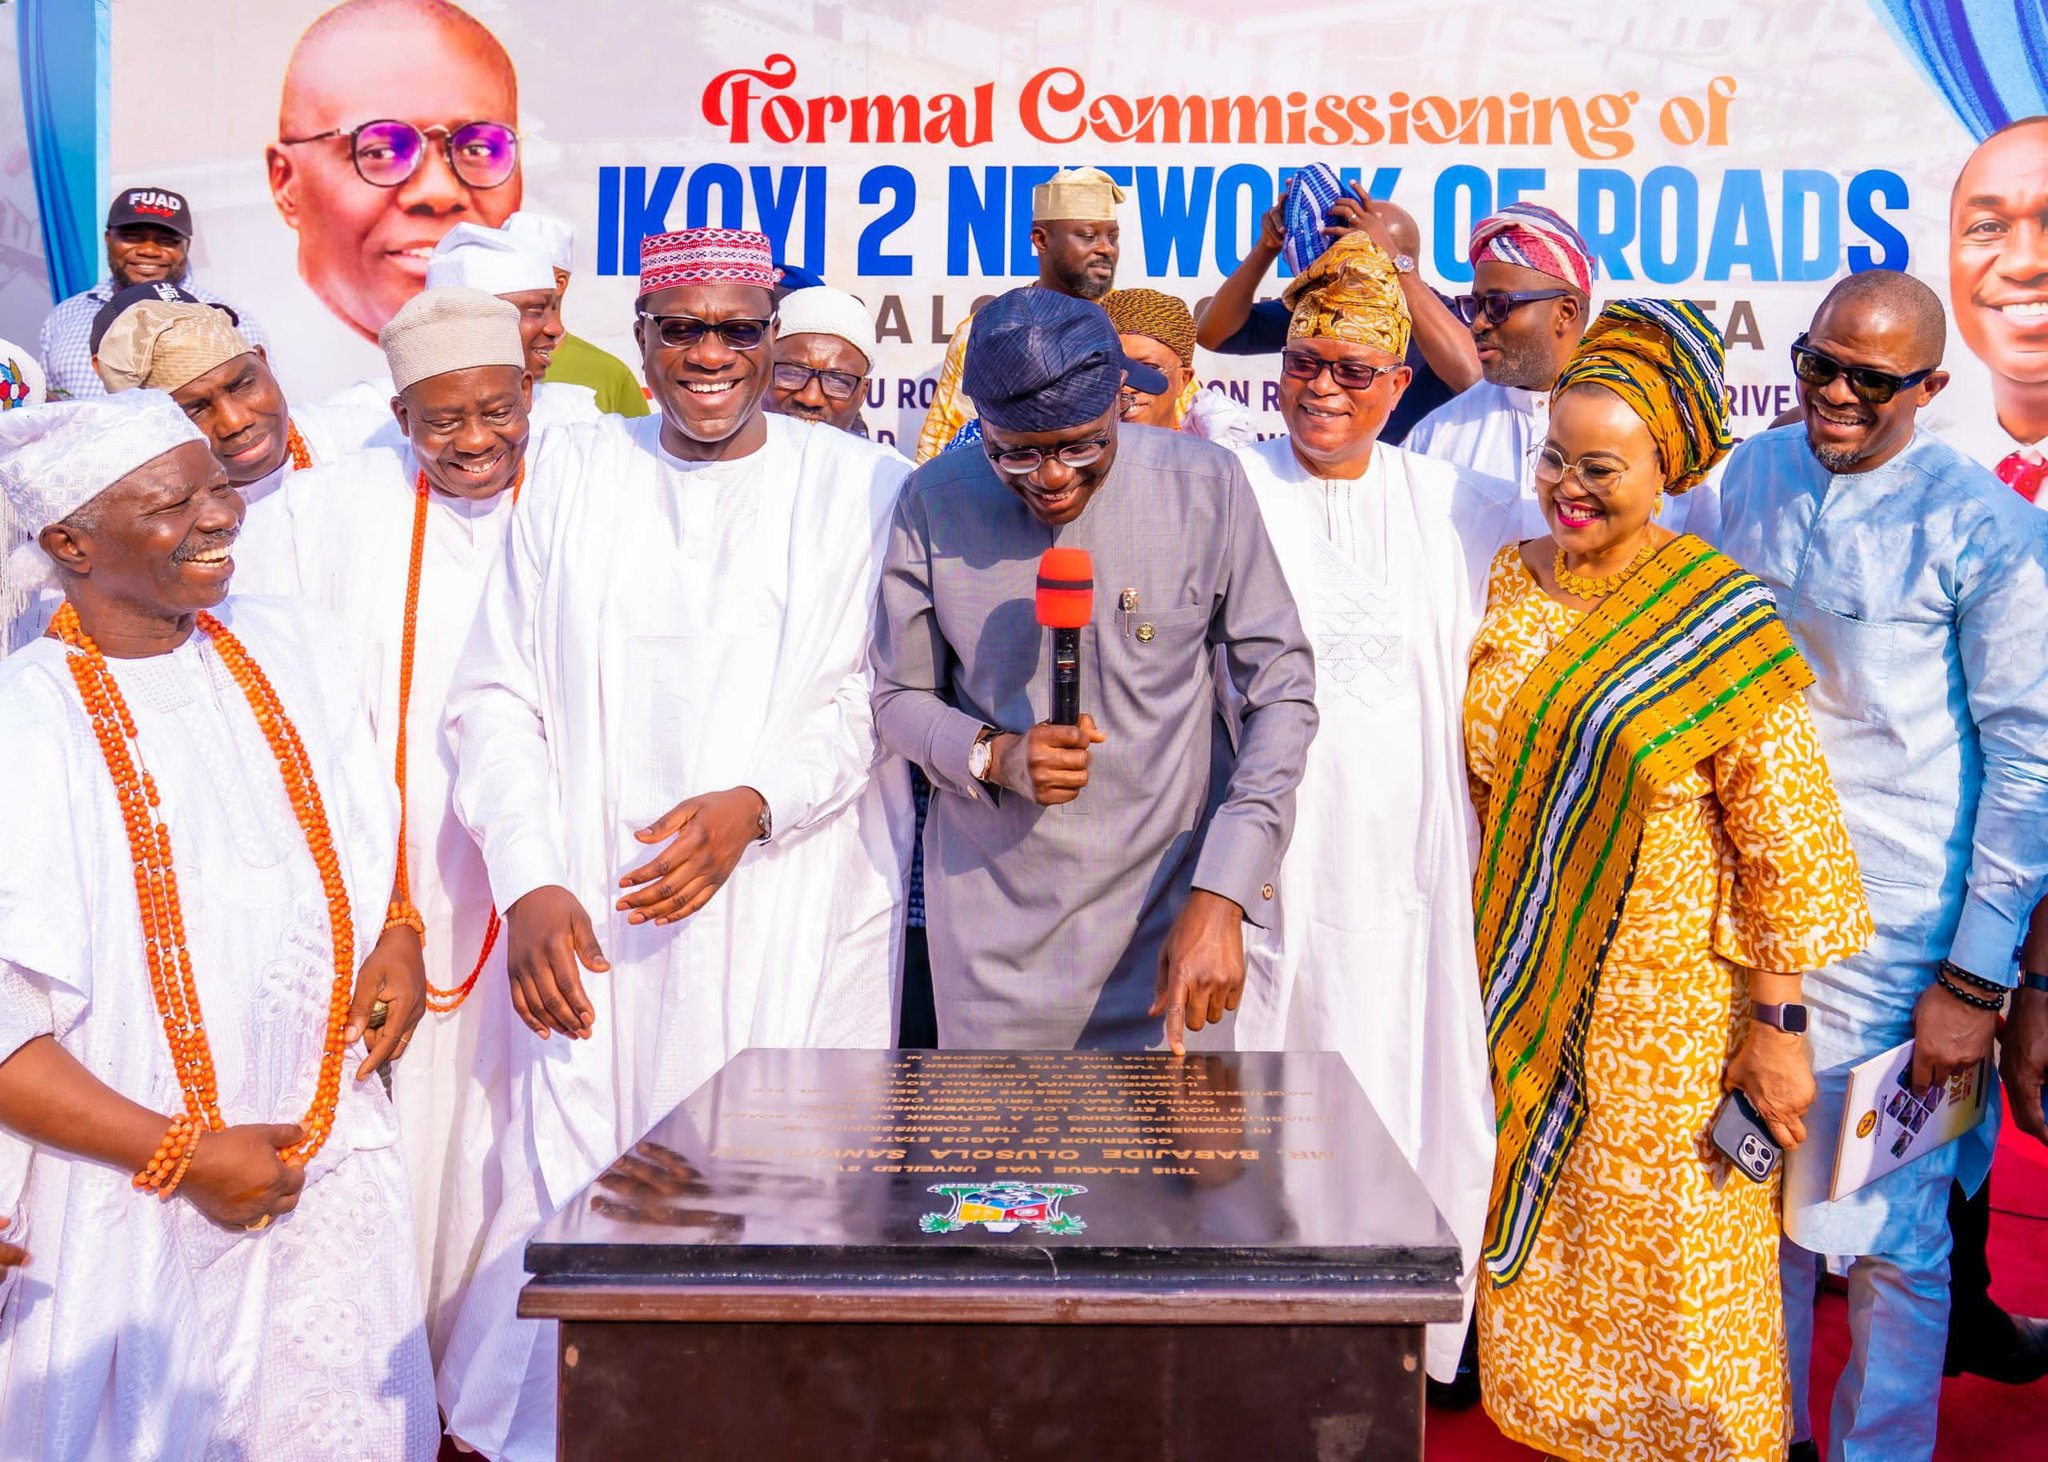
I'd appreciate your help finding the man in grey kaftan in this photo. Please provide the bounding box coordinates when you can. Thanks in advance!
[871,287,1317,1050]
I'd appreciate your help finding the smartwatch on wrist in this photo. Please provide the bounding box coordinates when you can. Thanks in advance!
[1752,1001,1808,1034]
[2022,970,2048,995]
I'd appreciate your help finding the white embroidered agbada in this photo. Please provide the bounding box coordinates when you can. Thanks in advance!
[437,410,913,1461]
[235,443,523,1363]
[1233,434,1516,1383]
[301,371,600,458]
[1406,379,1721,543]
[0,595,438,1460]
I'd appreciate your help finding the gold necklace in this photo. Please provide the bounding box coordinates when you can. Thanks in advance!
[1554,538,1654,599]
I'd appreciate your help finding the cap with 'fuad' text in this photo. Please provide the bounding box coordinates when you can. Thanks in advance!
[106,188,192,239]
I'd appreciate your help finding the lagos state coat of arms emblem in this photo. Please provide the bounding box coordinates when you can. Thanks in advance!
[919,1181,1088,1236]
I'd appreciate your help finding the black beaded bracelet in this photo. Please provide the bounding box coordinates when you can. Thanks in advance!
[1940,959,2007,995]
[1937,970,2006,1012]
[2022,970,2048,995]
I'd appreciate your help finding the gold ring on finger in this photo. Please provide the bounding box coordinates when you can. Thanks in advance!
[244,1214,273,1232]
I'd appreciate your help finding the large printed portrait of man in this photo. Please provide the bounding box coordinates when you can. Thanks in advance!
[266,0,524,342]
[1948,116,2048,467]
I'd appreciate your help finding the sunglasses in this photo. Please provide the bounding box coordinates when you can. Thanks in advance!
[771,362,864,400]
[1279,348,1394,391]
[1451,289,1571,327]
[1789,334,1937,405]
[637,313,775,351]
[278,119,519,191]
[985,434,1110,475]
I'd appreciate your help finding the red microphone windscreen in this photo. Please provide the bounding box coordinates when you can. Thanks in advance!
[1035,546,1094,629]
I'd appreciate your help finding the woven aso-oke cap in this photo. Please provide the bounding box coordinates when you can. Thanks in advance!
[775,287,876,370]
[1032,167,1125,223]
[1284,233,1412,357]
[94,301,252,395]
[0,392,205,621]
[379,287,526,393]
[962,287,1168,433]
[1102,289,1196,369]
[425,222,557,295]
[1554,298,1733,494]
[639,228,779,298]
[504,211,575,273]
[1469,202,1595,295]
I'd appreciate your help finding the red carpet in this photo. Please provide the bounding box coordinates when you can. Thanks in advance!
[1426,1125,2048,1461]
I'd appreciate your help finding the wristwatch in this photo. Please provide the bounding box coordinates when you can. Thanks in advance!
[1391,252,1417,274]
[1752,1001,1809,1034]
[755,801,773,843]
[968,727,997,783]
[2022,970,2048,995]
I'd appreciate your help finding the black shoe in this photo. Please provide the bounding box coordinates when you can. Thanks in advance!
[1944,1305,2048,1384]
[1787,1442,1819,1462]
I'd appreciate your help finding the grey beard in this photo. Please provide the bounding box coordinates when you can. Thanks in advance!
[1808,439,1864,473]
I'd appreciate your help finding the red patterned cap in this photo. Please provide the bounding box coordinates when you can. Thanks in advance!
[638,228,780,297]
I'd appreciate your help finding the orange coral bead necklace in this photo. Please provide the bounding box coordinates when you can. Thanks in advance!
[285,421,312,473]
[53,601,354,1165]
[395,465,521,1015]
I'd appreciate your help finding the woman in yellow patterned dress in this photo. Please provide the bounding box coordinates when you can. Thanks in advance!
[1465,300,1872,1462]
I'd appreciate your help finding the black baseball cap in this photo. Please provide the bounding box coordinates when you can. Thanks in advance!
[89,281,240,356]
[106,187,193,239]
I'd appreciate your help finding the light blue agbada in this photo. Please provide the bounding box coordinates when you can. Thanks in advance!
[1719,424,2048,1253]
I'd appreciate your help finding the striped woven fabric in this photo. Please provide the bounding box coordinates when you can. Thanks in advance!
[1474,534,1813,1285]
[1283,162,1345,275]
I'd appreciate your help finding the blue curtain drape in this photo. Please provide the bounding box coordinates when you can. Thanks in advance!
[17,0,107,305]
[1870,0,2048,142]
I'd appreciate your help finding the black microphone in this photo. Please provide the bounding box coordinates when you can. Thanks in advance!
[1034,546,1094,726]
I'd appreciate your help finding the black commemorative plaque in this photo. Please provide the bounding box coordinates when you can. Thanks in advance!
[524,1049,1460,1460]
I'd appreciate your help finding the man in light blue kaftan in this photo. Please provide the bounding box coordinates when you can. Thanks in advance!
[1718,272,2048,1462]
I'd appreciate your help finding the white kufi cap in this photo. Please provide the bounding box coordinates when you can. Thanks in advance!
[0,391,206,625]
[425,222,557,295]
[378,286,527,393]
[774,286,876,371]
[504,211,575,274]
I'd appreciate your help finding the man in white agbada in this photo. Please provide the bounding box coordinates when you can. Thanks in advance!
[311,221,601,454]
[1231,234,1517,1386]
[235,286,535,1363]
[1406,203,1717,542]
[91,296,341,508]
[0,391,437,1457]
[436,226,912,1460]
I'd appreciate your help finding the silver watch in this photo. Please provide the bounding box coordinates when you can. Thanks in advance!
[755,802,773,842]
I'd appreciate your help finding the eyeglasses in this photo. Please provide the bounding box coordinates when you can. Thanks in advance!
[637,313,776,351]
[1789,334,1937,405]
[984,434,1111,475]
[1279,348,1394,391]
[771,361,864,400]
[1451,289,1571,327]
[1533,445,1639,493]
[277,119,519,190]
